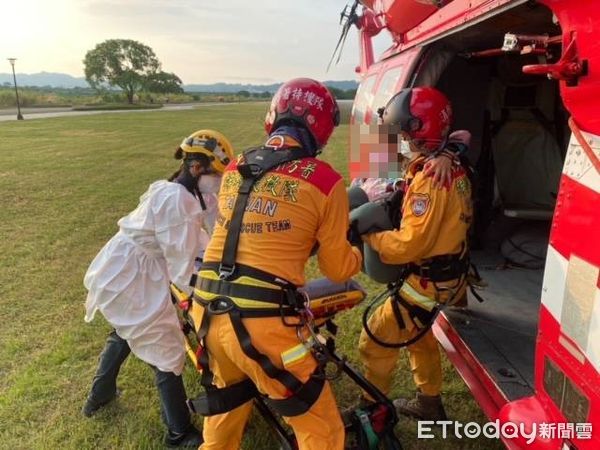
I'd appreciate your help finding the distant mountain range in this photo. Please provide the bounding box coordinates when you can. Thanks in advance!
[183,80,358,93]
[0,72,90,89]
[0,72,358,93]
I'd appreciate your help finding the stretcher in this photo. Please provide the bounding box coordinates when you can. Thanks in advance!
[170,278,403,450]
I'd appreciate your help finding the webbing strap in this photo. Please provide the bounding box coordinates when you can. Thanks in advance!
[192,305,324,417]
[198,277,286,304]
[406,248,469,282]
[192,294,298,318]
[395,294,437,330]
[201,262,295,288]
[196,308,214,389]
[362,285,439,349]
[264,376,325,417]
[220,177,255,277]
[219,146,310,278]
[190,305,262,417]
[228,308,304,393]
[198,191,207,211]
[187,379,258,416]
[467,263,485,303]
[228,308,325,415]
[355,409,380,449]
[390,291,406,330]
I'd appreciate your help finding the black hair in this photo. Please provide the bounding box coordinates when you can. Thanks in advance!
[168,152,211,181]
[168,165,182,182]
[174,147,183,160]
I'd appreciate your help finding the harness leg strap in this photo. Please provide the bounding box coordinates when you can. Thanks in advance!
[390,292,406,330]
[228,309,325,417]
[197,307,214,388]
[190,306,261,416]
[187,378,258,416]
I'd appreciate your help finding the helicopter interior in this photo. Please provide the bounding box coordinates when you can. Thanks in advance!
[415,1,567,400]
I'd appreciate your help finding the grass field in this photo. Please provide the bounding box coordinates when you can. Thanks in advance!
[0,103,502,450]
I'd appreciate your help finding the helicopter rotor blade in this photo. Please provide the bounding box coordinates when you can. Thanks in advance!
[327,0,360,72]
[339,5,348,25]
[335,23,352,66]
[327,21,352,72]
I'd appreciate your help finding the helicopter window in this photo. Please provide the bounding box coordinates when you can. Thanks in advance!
[352,74,377,124]
[372,67,403,116]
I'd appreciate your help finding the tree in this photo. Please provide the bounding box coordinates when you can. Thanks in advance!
[327,86,357,100]
[144,71,183,94]
[84,39,161,103]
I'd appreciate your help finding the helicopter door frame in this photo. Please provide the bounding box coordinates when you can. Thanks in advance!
[427,2,600,446]
[351,46,423,125]
[494,2,600,448]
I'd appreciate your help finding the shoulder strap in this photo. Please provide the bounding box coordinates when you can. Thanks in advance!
[219,145,311,279]
[196,188,207,210]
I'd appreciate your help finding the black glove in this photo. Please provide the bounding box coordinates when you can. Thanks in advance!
[384,189,404,229]
[347,219,363,247]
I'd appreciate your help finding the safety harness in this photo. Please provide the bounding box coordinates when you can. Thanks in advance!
[190,144,330,417]
[362,248,474,348]
[362,159,482,349]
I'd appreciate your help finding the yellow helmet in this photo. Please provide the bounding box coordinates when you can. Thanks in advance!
[179,129,234,174]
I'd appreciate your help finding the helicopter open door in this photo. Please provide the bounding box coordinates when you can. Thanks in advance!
[414,2,599,448]
[496,2,600,449]
[349,0,599,446]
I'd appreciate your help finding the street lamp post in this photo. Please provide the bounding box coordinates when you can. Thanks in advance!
[7,58,24,120]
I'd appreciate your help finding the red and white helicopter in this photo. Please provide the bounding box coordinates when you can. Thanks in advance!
[333,1,600,448]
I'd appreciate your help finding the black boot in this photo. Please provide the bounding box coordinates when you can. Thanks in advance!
[82,388,122,417]
[154,369,203,447]
[164,425,203,448]
[82,330,131,417]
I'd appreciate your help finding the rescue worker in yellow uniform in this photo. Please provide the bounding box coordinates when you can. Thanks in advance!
[188,78,363,450]
[357,87,473,420]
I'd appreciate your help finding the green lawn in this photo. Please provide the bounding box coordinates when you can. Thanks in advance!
[0,103,501,449]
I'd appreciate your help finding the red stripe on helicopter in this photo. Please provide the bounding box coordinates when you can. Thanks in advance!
[550,174,600,267]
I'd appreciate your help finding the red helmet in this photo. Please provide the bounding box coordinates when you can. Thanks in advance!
[379,87,452,152]
[265,78,340,149]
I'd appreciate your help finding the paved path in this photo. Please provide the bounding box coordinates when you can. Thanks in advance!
[0,99,353,123]
[0,103,234,122]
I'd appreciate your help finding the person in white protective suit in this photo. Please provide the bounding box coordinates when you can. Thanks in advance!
[82,130,234,448]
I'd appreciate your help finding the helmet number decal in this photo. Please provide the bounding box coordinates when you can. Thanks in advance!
[410,193,430,217]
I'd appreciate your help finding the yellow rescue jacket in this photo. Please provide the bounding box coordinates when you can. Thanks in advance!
[364,156,472,308]
[202,136,362,289]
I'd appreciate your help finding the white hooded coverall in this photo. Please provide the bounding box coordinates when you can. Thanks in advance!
[83,180,207,375]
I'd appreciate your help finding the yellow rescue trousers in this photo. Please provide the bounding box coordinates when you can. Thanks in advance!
[189,304,344,450]
[358,294,442,398]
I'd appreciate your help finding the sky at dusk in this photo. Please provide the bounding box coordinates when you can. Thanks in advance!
[1,0,393,84]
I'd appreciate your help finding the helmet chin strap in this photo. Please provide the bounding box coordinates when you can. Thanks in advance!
[271,125,317,155]
[175,163,200,194]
